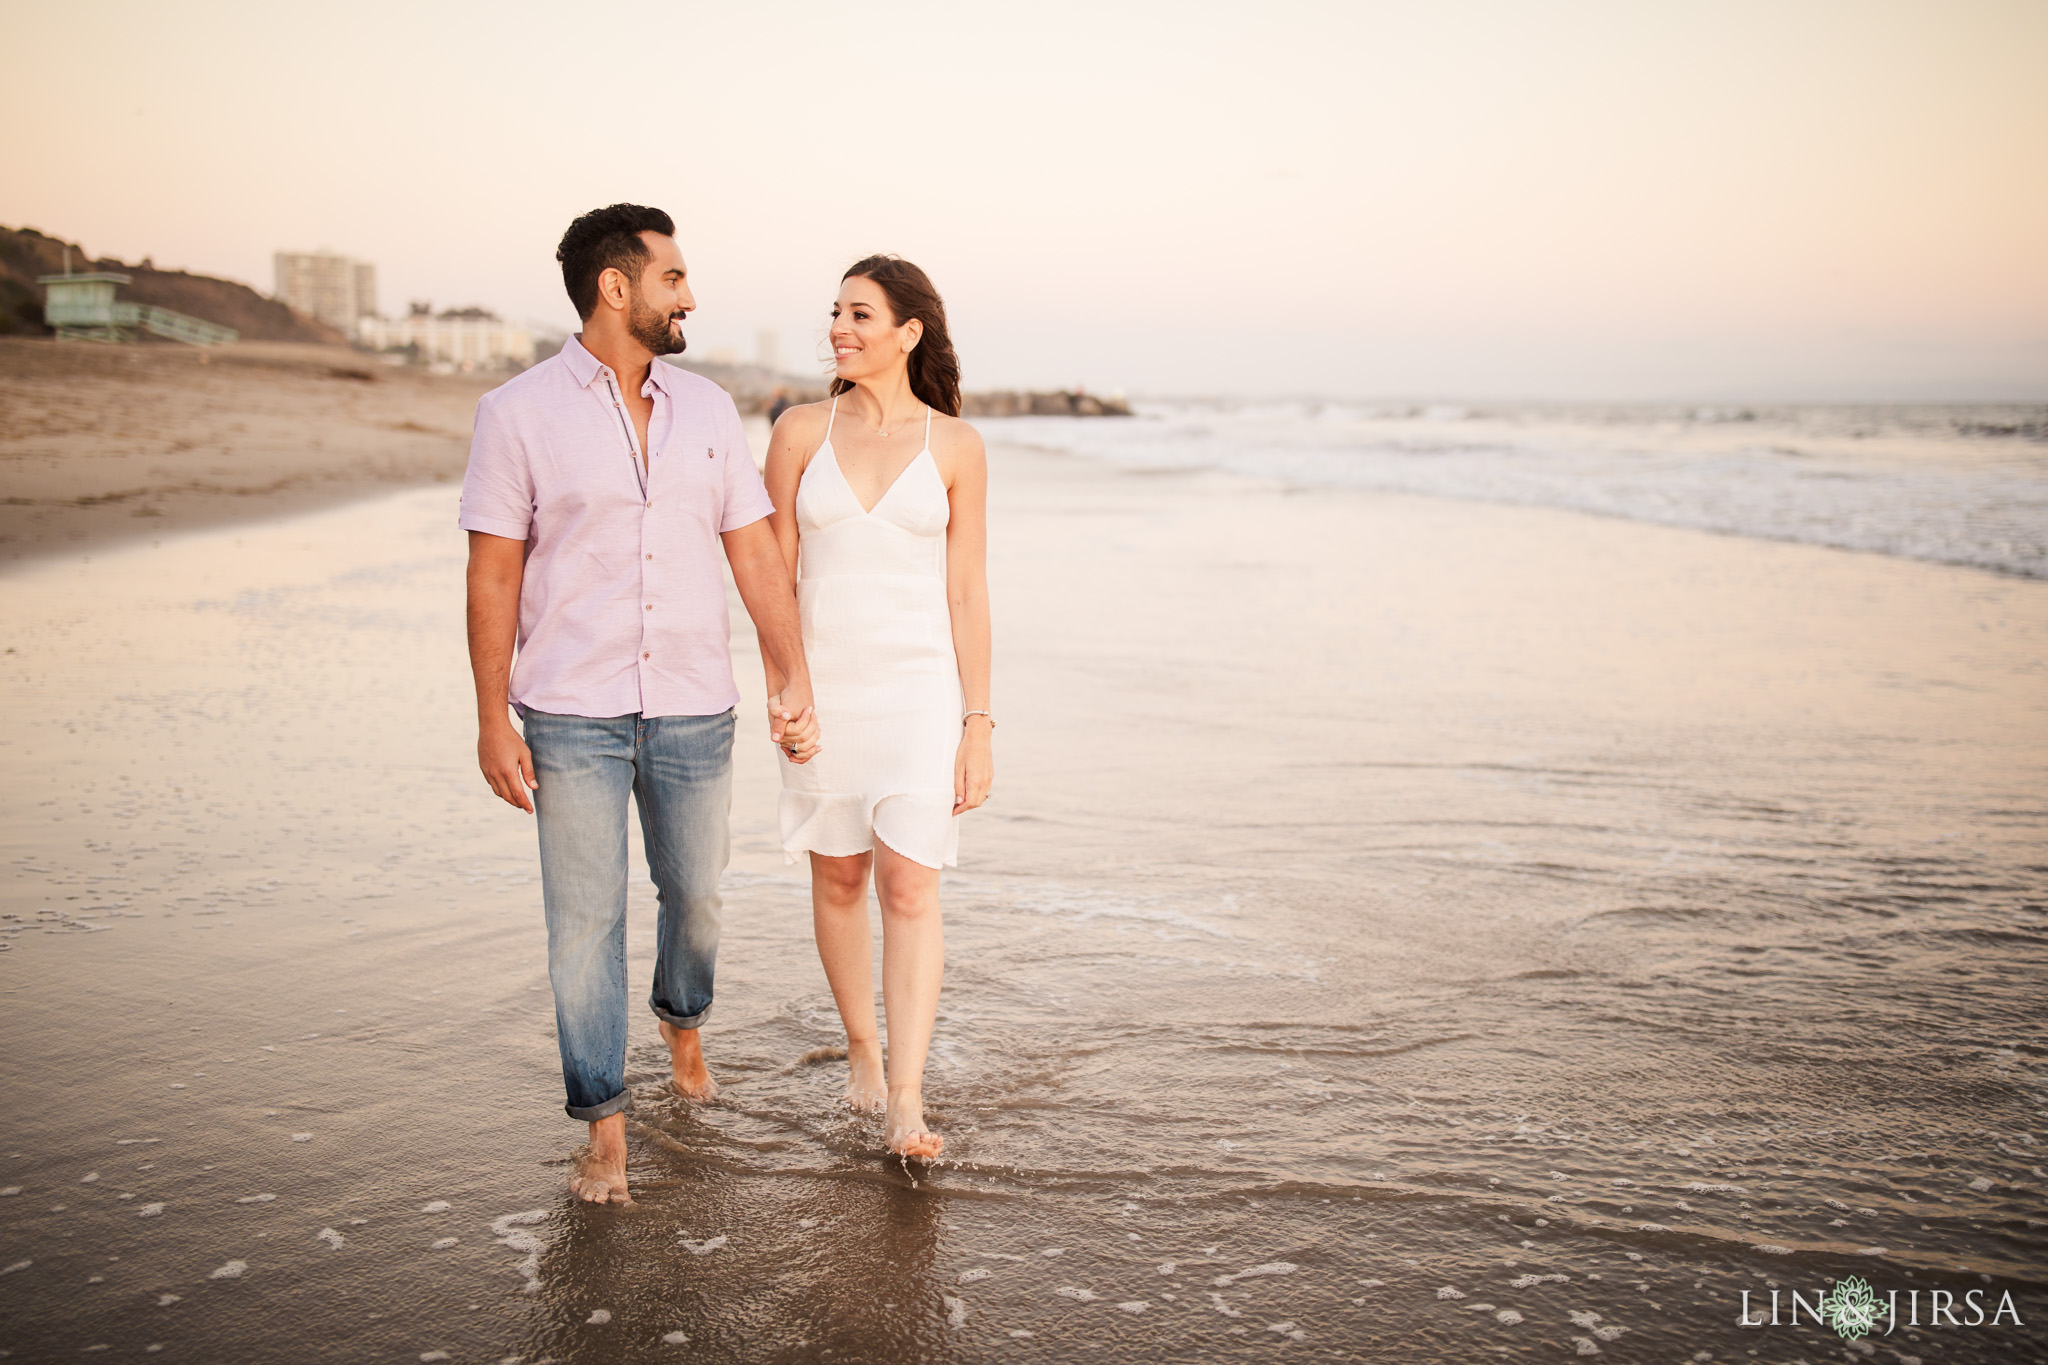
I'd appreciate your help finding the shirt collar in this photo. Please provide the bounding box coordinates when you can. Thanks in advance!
[644,356,681,396]
[562,333,681,397]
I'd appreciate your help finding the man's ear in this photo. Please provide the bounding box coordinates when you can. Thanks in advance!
[597,266,630,313]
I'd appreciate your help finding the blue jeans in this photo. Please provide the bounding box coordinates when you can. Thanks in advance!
[522,706,735,1121]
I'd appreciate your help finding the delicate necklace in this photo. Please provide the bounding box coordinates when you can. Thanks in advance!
[871,402,924,438]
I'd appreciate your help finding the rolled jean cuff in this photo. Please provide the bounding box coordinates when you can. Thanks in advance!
[651,999,711,1030]
[564,1088,633,1122]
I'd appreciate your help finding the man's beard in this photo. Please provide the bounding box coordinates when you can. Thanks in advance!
[628,293,686,356]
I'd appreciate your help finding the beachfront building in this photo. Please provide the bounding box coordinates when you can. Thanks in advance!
[40,259,238,345]
[355,303,535,370]
[273,251,376,336]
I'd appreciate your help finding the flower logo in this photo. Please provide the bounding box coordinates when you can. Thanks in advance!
[1819,1275,1882,1341]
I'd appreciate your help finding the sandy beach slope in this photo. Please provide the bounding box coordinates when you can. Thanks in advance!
[0,424,2043,1360]
[0,337,501,563]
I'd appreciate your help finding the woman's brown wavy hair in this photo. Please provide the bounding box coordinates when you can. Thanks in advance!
[830,254,962,417]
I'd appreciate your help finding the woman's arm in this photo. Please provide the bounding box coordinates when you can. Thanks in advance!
[758,404,824,697]
[941,419,993,814]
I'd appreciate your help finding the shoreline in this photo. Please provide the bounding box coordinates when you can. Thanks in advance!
[10,333,2038,588]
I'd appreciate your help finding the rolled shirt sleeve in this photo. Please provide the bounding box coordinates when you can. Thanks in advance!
[458,390,536,541]
[717,397,776,532]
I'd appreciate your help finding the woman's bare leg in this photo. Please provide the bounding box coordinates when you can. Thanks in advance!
[873,840,944,1158]
[810,850,885,1111]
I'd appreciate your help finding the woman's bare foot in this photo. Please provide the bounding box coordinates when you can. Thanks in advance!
[845,1038,886,1114]
[659,1020,718,1101]
[568,1115,632,1204]
[884,1087,943,1160]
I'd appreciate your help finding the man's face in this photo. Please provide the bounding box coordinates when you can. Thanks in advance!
[624,231,694,356]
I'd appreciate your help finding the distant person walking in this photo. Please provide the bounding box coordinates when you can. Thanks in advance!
[762,256,993,1158]
[462,203,819,1204]
[767,386,795,425]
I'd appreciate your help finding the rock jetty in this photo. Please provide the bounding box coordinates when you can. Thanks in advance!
[661,358,1129,418]
[962,390,1129,417]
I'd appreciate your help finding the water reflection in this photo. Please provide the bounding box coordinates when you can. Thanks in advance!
[510,1135,947,1363]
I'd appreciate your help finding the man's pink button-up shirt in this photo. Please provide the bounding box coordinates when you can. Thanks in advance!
[459,334,775,719]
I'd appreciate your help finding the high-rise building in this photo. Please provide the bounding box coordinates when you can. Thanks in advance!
[273,251,376,335]
[352,262,377,323]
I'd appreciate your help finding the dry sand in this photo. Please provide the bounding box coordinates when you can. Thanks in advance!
[0,359,2044,1360]
[0,336,500,562]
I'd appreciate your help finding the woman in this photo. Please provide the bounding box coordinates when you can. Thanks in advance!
[762,255,993,1159]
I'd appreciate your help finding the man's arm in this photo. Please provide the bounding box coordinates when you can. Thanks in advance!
[467,530,537,812]
[721,517,818,756]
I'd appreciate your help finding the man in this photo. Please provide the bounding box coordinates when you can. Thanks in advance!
[462,203,818,1204]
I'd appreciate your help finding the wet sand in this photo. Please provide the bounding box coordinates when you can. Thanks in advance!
[1,434,2044,1361]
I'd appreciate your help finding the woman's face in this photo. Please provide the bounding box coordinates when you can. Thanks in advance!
[829,276,920,384]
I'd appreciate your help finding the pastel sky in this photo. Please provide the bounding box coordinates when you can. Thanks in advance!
[5,0,2044,399]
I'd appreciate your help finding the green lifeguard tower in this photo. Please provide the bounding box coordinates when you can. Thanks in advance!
[40,251,239,346]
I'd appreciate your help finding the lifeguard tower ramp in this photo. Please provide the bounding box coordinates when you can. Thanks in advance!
[40,268,239,346]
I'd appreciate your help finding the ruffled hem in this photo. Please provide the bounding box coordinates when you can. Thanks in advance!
[780,788,958,870]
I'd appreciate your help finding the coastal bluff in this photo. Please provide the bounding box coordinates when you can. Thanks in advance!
[1,226,342,345]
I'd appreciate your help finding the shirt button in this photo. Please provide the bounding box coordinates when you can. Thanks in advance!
[645,553,653,560]
[643,652,650,660]
[645,604,653,610]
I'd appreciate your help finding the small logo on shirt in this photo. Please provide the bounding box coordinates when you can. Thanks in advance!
[707,447,716,459]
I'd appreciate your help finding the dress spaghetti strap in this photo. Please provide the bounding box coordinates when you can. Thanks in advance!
[923,404,932,449]
[824,394,838,441]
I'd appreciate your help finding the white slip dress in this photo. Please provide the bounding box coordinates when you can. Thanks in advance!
[778,399,962,869]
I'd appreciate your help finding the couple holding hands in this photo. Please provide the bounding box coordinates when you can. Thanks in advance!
[462,203,992,1202]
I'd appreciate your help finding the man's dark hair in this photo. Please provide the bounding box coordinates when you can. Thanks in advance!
[557,204,675,320]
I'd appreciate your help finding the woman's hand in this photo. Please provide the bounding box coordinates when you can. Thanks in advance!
[954,718,993,813]
[770,693,821,764]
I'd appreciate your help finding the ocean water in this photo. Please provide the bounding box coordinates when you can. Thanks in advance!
[982,402,2048,578]
[1,446,2044,1362]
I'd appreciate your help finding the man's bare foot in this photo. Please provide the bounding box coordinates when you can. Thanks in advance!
[884,1087,943,1160]
[568,1115,632,1204]
[659,1019,719,1101]
[845,1038,886,1114]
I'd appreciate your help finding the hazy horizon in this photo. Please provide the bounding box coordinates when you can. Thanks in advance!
[5,0,2045,402]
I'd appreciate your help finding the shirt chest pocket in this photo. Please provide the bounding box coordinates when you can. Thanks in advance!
[658,416,724,529]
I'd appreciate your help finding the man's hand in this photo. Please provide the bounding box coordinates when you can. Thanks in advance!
[723,517,822,765]
[769,684,821,764]
[480,718,538,812]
